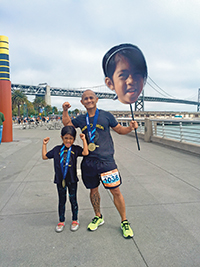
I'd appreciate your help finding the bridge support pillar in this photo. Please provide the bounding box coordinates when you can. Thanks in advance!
[144,118,152,142]
[45,85,51,106]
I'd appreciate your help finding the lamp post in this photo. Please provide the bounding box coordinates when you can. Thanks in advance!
[23,102,27,117]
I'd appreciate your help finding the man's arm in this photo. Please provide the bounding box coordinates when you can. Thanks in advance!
[112,120,138,135]
[62,102,74,126]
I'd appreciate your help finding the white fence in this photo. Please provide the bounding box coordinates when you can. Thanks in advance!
[117,117,200,155]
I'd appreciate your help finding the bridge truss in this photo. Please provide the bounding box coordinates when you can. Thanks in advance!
[11,84,200,111]
[11,84,115,99]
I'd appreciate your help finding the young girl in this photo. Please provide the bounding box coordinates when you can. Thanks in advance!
[102,43,148,104]
[42,126,89,233]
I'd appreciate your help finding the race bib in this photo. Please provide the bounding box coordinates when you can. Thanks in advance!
[100,169,121,189]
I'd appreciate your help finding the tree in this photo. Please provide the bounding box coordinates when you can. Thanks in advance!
[26,100,35,116]
[74,109,79,115]
[44,105,52,115]
[33,96,46,114]
[12,90,27,117]
[52,106,58,114]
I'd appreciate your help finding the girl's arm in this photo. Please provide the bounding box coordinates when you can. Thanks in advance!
[112,120,138,135]
[42,137,50,160]
[80,133,89,156]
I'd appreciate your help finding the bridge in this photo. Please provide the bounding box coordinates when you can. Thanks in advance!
[11,83,200,111]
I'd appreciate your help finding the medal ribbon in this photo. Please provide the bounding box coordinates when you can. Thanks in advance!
[60,145,72,181]
[86,108,99,143]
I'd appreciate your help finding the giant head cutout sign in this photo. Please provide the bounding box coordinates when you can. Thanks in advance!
[102,43,147,104]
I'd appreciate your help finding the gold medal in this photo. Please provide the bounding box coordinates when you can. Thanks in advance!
[62,179,66,188]
[88,143,96,152]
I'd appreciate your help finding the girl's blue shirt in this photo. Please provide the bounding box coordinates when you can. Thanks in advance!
[46,144,83,184]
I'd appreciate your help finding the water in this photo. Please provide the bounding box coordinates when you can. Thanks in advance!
[154,124,200,145]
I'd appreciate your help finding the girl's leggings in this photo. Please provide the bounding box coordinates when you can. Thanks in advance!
[57,182,78,222]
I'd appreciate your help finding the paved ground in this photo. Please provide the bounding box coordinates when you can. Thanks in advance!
[0,124,200,267]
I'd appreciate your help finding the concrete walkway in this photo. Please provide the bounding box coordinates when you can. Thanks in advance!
[0,124,200,267]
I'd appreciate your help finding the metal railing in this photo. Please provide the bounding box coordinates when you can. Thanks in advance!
[117,117,200,145]
[117,118,145,134]
[151,119,200,145]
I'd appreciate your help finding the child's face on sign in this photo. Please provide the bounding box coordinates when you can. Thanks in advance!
[106,55,144,104]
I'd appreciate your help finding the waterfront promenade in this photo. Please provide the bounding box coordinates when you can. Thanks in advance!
[0,124,200,267]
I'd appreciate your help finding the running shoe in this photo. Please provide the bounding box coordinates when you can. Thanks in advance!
[87,215,104,231]
[121,220,134,238]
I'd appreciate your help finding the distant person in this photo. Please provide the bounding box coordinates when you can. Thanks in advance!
[36,117,40,126]
[102,43,147,104]
[42,116,46,123]
[62,90,138,238]
[0,111,5,144]
[42,126,89,232]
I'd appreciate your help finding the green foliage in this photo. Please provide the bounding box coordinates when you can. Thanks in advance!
[74,108,79,115]
[12,90,28,117]
[44,105,52,115]
[52,106,58,114]
[33,96,46,113]
[11,90,80,117]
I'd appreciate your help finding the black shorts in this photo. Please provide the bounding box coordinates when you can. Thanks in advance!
[81,157,121,189]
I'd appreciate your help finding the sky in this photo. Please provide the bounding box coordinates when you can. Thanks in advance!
[1,0,200,112]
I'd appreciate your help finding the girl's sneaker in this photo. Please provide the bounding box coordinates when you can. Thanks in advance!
[71,220,79,231]
[55,222,65,233]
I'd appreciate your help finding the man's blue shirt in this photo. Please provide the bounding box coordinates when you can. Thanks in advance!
[72,109,118,161]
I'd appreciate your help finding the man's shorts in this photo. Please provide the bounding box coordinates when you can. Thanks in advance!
[81,157,122,189]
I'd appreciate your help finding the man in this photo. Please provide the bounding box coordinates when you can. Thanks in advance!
[62,89,138,238]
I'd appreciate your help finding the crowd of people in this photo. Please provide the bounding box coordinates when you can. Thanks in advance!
[13,116,50,125]
[12,115,62,129]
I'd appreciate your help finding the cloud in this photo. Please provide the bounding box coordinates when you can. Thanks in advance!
[1,0,200,112]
